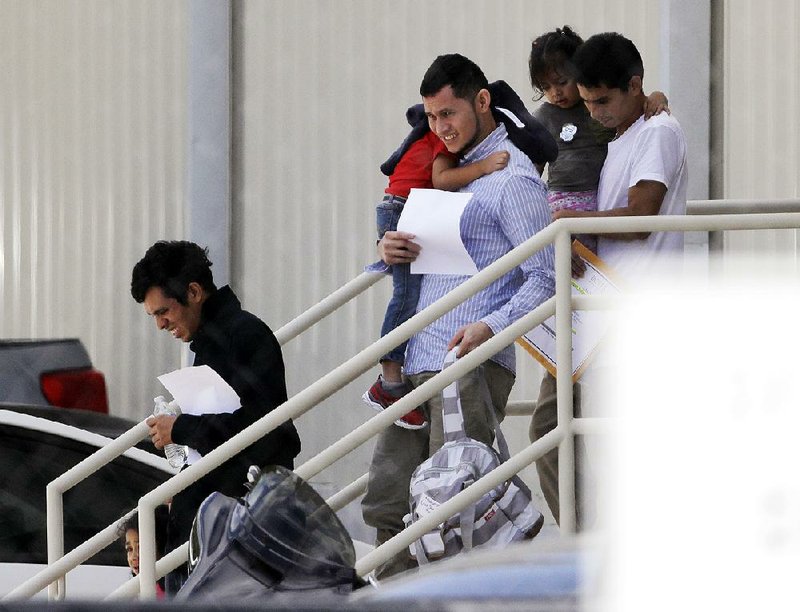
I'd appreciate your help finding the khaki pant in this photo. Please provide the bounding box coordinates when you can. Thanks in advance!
[530,371,595,530]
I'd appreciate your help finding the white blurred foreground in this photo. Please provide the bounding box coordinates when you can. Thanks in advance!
[594,254,800,611]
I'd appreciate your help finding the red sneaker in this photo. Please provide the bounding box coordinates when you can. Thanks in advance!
[362,376,427,430]
[397,406,427,429]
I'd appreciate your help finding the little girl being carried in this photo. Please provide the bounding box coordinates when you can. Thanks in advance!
[529,25,669,252]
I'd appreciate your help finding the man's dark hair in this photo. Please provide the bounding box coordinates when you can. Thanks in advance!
[131,240,216,304]
[528,26,584,100]
[419,53,489,101]
[572,32,644,91]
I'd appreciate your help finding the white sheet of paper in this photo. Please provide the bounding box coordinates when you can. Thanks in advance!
[157,365,241,465]
[396,188,478,275]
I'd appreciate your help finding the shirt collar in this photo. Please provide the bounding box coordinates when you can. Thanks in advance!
[461,123,507,163]
[189,285,238,350]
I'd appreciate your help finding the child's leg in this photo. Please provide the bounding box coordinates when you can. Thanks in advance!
[547,190,598,252]
[375,195,405,241]
[381,360,403,384]
[374,194,412,379]
[366,259,425,428]
[368,194,426,428]
[379,262,422,371]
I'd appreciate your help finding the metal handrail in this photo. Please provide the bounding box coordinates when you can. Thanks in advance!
[43,421,151,600]
[325,473,371,513]
[687,198,800,215]
[128,210,800,594]
[23,276,390,602]
[274,271,386,345]
[14,208,800,600]
[133,219,561,598]
[346,210,800,572]
[9,275,392,601]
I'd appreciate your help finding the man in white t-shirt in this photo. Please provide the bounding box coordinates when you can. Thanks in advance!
[556,32,688,274]
[530,32,688,529]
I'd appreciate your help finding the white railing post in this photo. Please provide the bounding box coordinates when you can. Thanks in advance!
[38,419,151,601]
[137,498,158,600]
[554,228,577,533]
[45,486,64,600]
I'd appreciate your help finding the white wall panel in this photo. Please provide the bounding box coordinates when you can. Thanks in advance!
[0,0,186,420]
[233,0,662,510]
[723,0,800,256]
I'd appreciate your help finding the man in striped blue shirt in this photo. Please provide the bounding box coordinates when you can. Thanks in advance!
[362,54,555,577]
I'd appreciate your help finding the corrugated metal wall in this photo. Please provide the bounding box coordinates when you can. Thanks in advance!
[233,0,662,507]
[723,0,800,255]
[0,0,186,416]
[0,1,666,520]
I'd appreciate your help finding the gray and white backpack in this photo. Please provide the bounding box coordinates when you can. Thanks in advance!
[405,350,544,563]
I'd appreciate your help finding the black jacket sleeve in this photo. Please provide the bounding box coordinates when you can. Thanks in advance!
[171,317,297,461]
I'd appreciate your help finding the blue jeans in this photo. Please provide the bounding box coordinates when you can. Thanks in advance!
[376,195,421,364]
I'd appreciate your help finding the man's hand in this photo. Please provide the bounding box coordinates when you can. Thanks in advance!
[146,414,177,450]
[552,208,582,221]
[378,230,421,265]
[447,322,494,358]
[570,242,587,278]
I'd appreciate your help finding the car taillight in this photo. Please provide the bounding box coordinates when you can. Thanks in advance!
[40,368,109,413]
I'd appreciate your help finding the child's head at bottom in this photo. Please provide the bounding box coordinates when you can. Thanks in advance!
[121,515,141,576]
[118,505,169,576]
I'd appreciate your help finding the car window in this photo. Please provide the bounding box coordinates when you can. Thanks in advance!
[0,424,169,565]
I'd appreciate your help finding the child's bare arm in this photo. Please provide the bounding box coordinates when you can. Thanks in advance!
[431,151,510,191]
[644,90,670,119]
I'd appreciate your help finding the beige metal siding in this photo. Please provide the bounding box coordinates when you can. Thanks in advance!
[1,0,186,419]
[233,0,663,500]
[2,0,675,519]
[723,0,800,255]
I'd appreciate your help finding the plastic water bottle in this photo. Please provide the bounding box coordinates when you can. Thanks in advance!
[153,396,187,468]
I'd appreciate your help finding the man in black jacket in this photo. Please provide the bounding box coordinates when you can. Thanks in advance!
[131,240,301,592]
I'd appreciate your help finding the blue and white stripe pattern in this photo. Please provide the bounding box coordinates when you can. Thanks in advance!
[405,124,556,376]
[407,349,544,561]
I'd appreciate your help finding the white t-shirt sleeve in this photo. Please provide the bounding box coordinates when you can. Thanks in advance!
[628,120,686,191]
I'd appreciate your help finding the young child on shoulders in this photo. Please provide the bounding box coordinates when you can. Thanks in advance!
[529,25,669,252]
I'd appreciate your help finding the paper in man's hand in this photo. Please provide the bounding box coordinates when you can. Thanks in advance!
[157,365,241,464]
[396,188,478,275]
[157,365,241,416]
